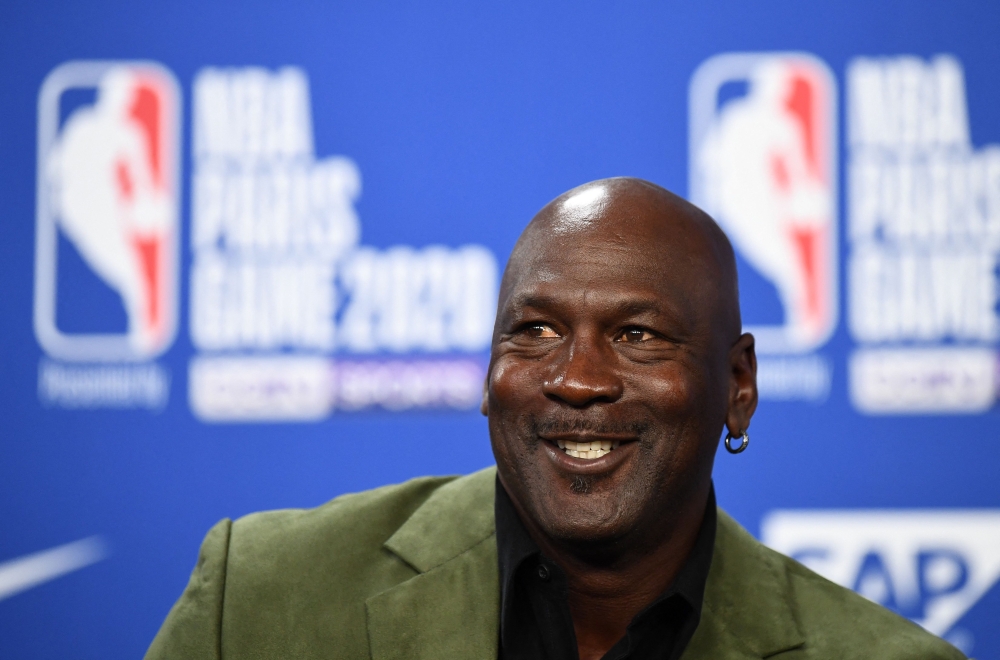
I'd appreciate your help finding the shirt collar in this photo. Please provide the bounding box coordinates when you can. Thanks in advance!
[494,477,718,641]
[495,477,542,633]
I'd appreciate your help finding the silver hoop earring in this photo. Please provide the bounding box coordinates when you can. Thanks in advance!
[724,431,749,454]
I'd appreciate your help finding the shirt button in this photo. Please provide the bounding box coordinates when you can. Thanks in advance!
[537,564,551,581]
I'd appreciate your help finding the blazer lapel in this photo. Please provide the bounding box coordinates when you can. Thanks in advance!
[366,468,500,660]
[366,469,805,660]
[681,607,766,660]
[682,510,806,659]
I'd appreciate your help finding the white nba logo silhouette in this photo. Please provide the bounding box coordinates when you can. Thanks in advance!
[35,61,180,361]
[690,53,837,353]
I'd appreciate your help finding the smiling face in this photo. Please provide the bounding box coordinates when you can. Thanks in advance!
[485,178,754,555]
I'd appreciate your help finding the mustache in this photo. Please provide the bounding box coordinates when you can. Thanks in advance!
[529,417,650,436]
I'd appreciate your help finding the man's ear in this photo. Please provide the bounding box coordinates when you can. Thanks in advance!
[725,333,758,436]
[480,376,489,416]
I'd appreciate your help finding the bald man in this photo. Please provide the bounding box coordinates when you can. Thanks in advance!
[147,178,964,660]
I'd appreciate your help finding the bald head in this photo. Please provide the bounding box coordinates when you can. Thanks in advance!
[500,177,742,344]
[484,177,758,561]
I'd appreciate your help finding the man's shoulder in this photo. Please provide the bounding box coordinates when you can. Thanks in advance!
[206,467,496,657]
[147,468,498,659]
[713,511,964,659]
[231,473,454,553]
[226,466,496,574]
[776,547,963,659]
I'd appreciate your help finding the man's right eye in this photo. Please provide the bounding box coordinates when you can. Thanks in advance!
[522,323,560,339]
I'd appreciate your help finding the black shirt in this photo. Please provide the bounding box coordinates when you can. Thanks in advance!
[495,480,717,660]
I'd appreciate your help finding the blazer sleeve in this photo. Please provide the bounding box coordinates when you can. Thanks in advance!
[145,519,232,660]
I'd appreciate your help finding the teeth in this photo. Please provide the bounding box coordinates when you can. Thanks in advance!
[558,439,623,460]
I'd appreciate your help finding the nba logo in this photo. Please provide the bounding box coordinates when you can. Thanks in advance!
[690,53,837,353]
[35,61,180,361]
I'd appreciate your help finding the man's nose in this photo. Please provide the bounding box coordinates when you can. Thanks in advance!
[542,333,623,407]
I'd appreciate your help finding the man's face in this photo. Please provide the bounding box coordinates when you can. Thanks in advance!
[486,190,733,550]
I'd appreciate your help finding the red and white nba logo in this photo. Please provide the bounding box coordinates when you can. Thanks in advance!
[35,61,180,361]
[690,53,837,353]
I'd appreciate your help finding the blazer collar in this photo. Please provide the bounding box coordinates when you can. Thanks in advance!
[367,467,806,660]
[366,467,499,660]
[382,467,497,573]
[683,510,806,659]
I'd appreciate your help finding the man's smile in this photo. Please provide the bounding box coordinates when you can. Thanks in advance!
[556,438,620,459]
[539,432,637,459]
[538,432,640,474]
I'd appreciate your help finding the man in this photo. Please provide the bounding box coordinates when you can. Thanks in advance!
[147,178,964,660]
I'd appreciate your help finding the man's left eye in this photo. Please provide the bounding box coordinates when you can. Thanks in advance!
[617,328,655,343]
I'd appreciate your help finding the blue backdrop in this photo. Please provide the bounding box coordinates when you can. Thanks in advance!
[2,2,999,658]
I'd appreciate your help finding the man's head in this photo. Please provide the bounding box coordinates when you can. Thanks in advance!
[483,177,757,557]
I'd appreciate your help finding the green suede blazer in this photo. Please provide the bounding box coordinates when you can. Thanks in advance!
[146,467,964,660]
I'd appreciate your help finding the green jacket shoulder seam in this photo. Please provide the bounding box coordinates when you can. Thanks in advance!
[217,518,233,660]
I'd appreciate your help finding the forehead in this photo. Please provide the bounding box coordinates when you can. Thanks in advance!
[501,213,721,321]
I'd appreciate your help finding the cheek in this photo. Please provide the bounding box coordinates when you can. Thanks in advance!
[487,358,531,452]
[634,363,701,414]
[487,357,548,481]
[488,357,539,407]
[630,362,725,445]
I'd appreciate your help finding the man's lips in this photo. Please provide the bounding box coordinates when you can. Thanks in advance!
[538,433,639,472]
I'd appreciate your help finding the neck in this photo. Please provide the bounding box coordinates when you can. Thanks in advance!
[518,483,711,660]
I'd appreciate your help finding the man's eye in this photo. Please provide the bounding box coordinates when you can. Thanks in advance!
[617,327,655,343]
[523,324,560,338]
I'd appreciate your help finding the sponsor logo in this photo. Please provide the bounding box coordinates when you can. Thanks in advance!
[188,67,498,421]
[849,347,996,414]
[34,61,179,409]
[762,509,1000,653]
[35,61,180,362]
[846,55,1000,414]
[0,537,107,602]
[690,53,837,400]
[691,53,838,354]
